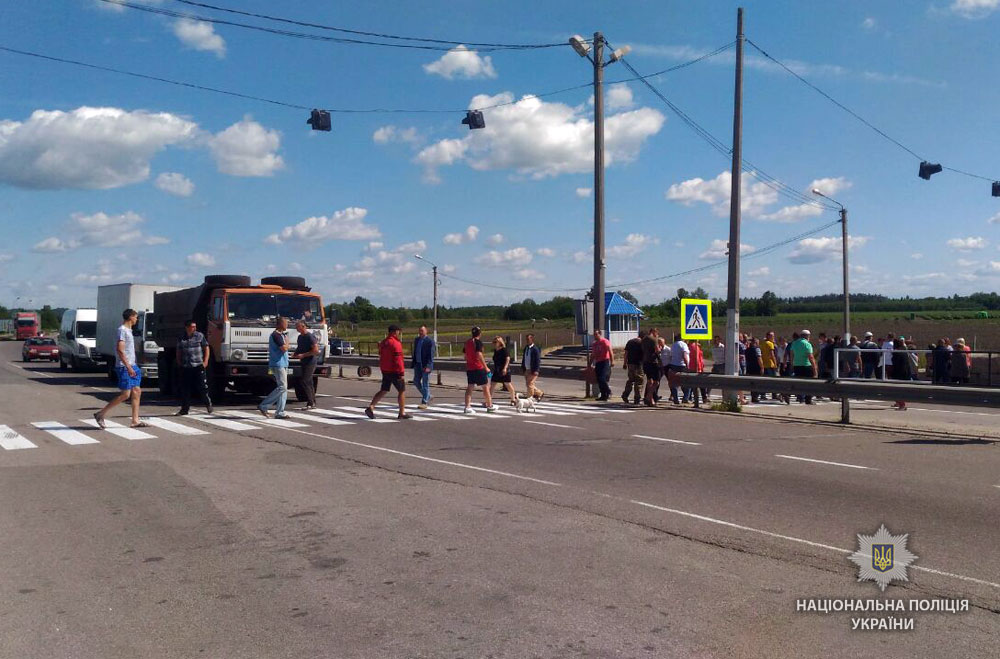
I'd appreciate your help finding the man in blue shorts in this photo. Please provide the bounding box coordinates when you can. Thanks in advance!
[94,308,147,429]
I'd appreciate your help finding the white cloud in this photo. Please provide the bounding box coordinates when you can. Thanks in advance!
[947,236,987,251]
[513,268,544,280]
[443,225,480,245]
[536,247,556,257]
[34,211,167,252]
[265,207,379,247]
[442,264,456,273]
[808,176,852,197]
[487,233,504,245]
[988,212,1000,224]
[392,262,416,274]
[73,259,114,284]
[950,0,1000,18]
[346,270,375,281]
[911,253,924,260]
[96,0,163,11]
[333,264,347,271]
[423,45,497,79]
[699,239,756,260]
[787,236,869,264]
[0,106,197,190]
[862,17,877,29]
[475,247,533,267]
[758,203,823,223]
[172,18,226,57]
[665,171,778,217]
[607,233,660,258]
[0,253,13,262]
[395,240,427,253]
[606,83,634,110]
[575,187,592,198]
[415,92,664,182]
[365,241,384,251]
[572,249,591,264]
[957,258,978,267]
[748,266,770,277]
[154,172,194,197]
[209,117,283,177]
[373,125,420,145]
[186,252,215,267]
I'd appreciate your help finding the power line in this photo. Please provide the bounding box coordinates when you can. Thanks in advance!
[98,0,563,52]
[746,38,997,184]
[170,0,570,49]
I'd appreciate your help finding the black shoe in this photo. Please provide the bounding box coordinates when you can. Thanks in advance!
[364,407,375,419]
[206,403,214,415]
[174,409,189,416]
[621,394,629,404]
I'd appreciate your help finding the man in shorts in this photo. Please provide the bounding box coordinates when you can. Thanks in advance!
[94,308,146,429]
[365,325,411,419]
[463,326,497,414]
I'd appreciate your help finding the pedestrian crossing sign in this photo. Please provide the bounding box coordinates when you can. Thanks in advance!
[680,298,712,340]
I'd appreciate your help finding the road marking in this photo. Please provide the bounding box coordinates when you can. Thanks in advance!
[310,407,394,424]
[0,425,36,450]
[539,401,633,414]
[629,498,1000,591]
[32,421,100,445]
[281,410,354,426]
[224,410,309,428]
[522,420,581,430]
[775,454,876,470]
[533,402,605,414]
[277,425,563,487]
[906,407,998,417]
[143,416,211,435]
[8,362,55,379]
[188,414,259,432]
[331,406,399,423]
[633,434,701,446]
[371,405,433,421]
[80,418,156,440]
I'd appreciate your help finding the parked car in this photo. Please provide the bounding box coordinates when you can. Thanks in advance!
[329,338,354,355]
[22,337,60,362]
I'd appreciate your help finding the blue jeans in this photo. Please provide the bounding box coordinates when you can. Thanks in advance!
[260,366,287,416]
[414,366,431,403]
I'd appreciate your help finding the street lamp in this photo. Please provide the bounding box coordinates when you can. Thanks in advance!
[568,32,630,343]
[413,254,439,347]
[811,188,850,346]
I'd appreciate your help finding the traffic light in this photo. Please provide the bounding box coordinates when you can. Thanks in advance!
[918,161,942,180]
[307,109,331,131]
[461,110,485,130]
[993,181,1000,197]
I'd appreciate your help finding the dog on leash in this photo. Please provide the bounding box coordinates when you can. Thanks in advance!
[514,395,536,413]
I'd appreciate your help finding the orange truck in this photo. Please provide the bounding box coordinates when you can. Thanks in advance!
[152,275,330,401]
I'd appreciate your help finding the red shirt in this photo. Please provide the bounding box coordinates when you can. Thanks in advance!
[689,343,705,373]
[464,337,486,370]
[379,335,405,374]
[591,336,612,363]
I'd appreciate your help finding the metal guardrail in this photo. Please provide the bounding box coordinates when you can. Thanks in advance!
[328,355,586,381]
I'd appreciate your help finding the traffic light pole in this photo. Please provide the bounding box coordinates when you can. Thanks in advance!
[593,32,606,342]
[724,8,745,392]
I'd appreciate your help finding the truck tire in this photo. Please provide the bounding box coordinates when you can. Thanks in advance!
[260,276,309,291]
[203,274,251,288]
[207,360,227,402]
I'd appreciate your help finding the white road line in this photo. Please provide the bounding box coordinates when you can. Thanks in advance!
[277,425,563,487]
[143,416,210,435]
[281,411,354,426]
[994,485,1000,489]
[32,421,100,445]
[632,434,701,446]
[539,401,633,414]
[775,454,876,470]
[629,498,1000,591]
[9,362,54,378]
[533,402,605,414]
[906,407,999,418]
[224,410,309,428]
[310,407,394,424]
[523,420,581,430]
[332,406,399,423]
[432,404,510,419]
[0,425,36,450]
[187,414,259,432]
[81,418,156,440]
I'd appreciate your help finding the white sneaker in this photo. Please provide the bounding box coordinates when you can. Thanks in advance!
[485,405,498,413]
[463,407,476,414]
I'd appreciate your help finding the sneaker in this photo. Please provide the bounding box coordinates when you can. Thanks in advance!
[275,414,290,420]
[364,407,375,419]
[398,413,413,420]
[257,406,270,419]
[463,407,476,414]
[485,405,498,413]
[174,409,189,416]
[417,403,428,410]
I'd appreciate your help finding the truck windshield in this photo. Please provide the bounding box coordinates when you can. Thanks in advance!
[227,294,322,325]
[75,321,96,339]
[16,319,35,327]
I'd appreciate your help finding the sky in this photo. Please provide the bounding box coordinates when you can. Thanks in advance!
[2,0,1000,310]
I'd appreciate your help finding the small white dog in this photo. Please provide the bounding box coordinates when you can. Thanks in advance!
[514,395,536,413]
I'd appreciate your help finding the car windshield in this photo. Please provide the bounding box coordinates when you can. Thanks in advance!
[37,338,56,346]
[75,321,96,339]
[227,294,322,325]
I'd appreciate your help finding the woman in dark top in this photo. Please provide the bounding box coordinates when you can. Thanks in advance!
[891,338,912,410]
[491,336,517,404]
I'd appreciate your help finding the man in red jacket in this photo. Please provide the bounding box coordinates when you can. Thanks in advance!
[365,325,412,420]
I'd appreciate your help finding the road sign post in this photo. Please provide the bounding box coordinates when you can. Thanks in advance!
[680,298,712,342]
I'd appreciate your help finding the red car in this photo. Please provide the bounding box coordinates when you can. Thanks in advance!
[22,337,60,362]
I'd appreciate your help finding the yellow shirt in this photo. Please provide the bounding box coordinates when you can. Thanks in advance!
[760,339,777,369]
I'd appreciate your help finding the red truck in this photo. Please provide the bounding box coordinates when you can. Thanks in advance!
[15,312,40,340]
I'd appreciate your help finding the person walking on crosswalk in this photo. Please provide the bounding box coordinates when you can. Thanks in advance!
[94,308,147,429]
[522,333,544,400]
[258,317,291,419]
[366,325,411,420]
[463,326,497,414]
[174,320,212,416]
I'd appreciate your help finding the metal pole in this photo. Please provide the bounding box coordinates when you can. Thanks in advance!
[433,265,442,385]
[593,31,606,345]
[724,8,745,396]
[840,207,851,423]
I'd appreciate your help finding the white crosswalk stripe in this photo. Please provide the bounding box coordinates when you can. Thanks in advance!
[331,406,399,423]
[81,418,156,440]
[187,414,259,432]
[32,421,100,445]
[224,410,310,428]
[0,425,36,450]
[308,407,392,424]
[281,410,354,426]
[537,401,633,414]
[143,416,210,435]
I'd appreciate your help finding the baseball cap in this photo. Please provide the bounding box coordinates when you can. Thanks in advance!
[801,329,811,336]
[864,331,873,338]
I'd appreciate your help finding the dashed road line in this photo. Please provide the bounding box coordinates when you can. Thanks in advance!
[775,454,876,470]
[633,434,701,446]
[523,420,581,430]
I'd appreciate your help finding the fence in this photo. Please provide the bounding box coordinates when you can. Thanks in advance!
[831,347,1000,386]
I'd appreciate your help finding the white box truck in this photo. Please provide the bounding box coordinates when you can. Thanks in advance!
[96,283,181,383]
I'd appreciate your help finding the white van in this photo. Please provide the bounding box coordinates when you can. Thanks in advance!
[58,308,98,371]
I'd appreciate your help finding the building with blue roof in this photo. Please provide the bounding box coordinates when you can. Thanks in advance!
[603,292,643,348]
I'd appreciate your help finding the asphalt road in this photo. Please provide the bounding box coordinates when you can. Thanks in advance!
[1,342,997,658]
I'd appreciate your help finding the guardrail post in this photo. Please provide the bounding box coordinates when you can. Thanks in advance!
[436,371,442,386]
[338,364,343,378]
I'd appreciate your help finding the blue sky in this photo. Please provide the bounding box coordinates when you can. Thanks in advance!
[2,0,999,309]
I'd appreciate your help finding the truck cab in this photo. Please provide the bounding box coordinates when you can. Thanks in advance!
[15,312,40,340]
[58,308,98,371]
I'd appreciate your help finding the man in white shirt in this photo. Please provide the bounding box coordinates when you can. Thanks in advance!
[94,308,146,429]
[880,332,895,379]
[666,333,690,404]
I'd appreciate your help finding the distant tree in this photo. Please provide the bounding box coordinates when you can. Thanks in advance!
[692,287,708,300]
[757,290,779,316]
[39,304,59,329]
[617,290,639,306]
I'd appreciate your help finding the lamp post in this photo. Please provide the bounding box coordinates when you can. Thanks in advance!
[811,190,849,344]
[569,33,630,343]
[413,254,438,347]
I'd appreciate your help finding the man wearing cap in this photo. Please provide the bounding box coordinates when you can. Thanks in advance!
[365,324,412,419]
[860,331,880,379]
[789,329,817,404]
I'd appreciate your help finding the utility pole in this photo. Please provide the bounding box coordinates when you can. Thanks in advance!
[724,7,745,388]
[593,31,606,342]
[840,208,850,344]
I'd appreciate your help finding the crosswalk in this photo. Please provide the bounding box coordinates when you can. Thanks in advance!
[0,400,633,451]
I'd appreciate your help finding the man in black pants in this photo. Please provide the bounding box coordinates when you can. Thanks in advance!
[174,320,212,415]
[292,320,320,409]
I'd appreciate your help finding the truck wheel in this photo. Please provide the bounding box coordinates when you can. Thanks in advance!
[260,276,308,291]
[203,274,251,288]
[207,361,227,402]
